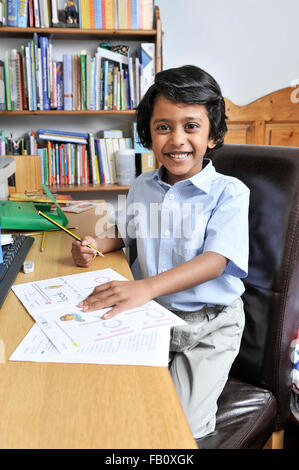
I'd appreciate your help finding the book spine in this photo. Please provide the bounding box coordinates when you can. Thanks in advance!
[38,128,88,138]
[7,0,17,26]
[105,0,113,29]
[99,138,110,183]
[94,0,102,28]
[33,0,39,26]
[0,61,5,111]
[89,56,95,110]
[127,0,131,28]
[18,0,28,26]
[105,137,117,183]
[40,36,49,110]
[63,53,73,110]
[131,0,138,29]
[50,0,58,24]
[101,0,105,28]
[51,59,57,108]
[107,60,113,110]
[16,52,23,110]
[28,0,34,26]
[103,59,108,110]
[85,0,90,28]
[142,0,153,29]
[88,132,97,184]
[118,0,127,29]
[89,0,94,28]
[94,139,102,183]
[30,39,37,110]
[80,50,87,110]
[9,49,18,110]
[56,60,63,110]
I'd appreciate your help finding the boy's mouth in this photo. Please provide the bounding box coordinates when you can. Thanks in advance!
[165,152,192,161]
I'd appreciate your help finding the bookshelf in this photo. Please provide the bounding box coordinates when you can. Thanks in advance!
[0,5,162,193]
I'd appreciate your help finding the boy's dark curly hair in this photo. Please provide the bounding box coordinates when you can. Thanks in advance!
[136,65,227,154]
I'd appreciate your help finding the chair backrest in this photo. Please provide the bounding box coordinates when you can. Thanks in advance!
[211,144,299,428]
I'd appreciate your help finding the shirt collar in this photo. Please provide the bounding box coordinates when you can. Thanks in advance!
[154,158,216,194]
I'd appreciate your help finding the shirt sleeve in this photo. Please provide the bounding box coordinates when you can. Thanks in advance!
[202,179,250,278]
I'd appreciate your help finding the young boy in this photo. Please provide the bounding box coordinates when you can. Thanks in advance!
[71,65,250,439]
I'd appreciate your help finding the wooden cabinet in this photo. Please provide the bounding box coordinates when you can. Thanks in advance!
[225,87,299,147]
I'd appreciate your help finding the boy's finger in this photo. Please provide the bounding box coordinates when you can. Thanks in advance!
[102,304,125,319]
[80,293,118,312]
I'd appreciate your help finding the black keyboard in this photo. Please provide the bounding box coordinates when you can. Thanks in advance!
[0,235,34,308]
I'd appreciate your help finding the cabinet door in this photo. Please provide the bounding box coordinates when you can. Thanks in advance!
[265,123,299,147]
[225,123,254,144]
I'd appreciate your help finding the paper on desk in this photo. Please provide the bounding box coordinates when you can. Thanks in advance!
[10,322,171,367]
[1,234,14,246]
[12,268,185,353]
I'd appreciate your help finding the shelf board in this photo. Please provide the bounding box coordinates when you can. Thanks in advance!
[0,26,157,40]
[0,110,137,115]
[50,184,130,192]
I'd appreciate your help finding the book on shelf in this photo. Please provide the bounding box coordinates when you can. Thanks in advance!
[79,0,154,31]
[7,0,18,27]
[38,128,89,144]
[0,35,154,111]
[63,53,73,110]
[0,128,135,186]
[1,0,155,29]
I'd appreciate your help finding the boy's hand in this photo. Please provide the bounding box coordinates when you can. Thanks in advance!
[77,279,153,318]
[71,235,98,267]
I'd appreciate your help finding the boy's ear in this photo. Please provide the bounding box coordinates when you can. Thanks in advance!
[207,138,217,149]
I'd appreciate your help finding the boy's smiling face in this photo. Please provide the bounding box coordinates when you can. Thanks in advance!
[149,96,216,185]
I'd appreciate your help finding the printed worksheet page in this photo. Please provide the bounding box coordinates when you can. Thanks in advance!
[12,268,185,353]
[10,323,171,367]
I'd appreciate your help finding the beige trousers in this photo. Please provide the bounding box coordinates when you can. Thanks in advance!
[169,297,245,439]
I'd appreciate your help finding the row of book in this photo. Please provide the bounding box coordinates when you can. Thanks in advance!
[0,35,155,111]
[1,127,135,185]
[0,0,155,30]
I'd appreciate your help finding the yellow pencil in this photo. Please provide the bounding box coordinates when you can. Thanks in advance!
[37,210,104,257]
[40,231,46,252]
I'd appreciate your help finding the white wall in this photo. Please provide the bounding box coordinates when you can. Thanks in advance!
[156,0,299,105]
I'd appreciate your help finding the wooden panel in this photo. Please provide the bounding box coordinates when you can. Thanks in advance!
[225,123,254,144]
[224,88,299,146]
[1,155,42,193]
[265,123,299,146]
[225,87,299,122]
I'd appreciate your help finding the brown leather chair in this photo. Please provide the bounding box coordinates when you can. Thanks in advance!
[196,144,299,449]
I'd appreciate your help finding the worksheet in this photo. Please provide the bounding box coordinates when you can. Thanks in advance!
[12,268,185,353]
[10,323,171,367]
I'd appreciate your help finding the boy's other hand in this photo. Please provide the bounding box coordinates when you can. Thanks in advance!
[77,279,152,318]
[71,235,98,267]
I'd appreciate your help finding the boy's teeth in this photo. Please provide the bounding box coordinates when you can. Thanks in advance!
[169,153,189,159]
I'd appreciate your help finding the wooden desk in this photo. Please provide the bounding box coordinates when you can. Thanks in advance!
[0,230,197,449]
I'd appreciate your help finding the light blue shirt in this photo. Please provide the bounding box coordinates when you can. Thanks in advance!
[116,159,250,312]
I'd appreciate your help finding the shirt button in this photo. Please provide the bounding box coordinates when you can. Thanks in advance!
[169,193,175,199]
[164,229,170,237]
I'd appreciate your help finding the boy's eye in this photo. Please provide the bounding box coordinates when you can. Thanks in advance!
[156,124,170,132]
[185,123,199,130]
[156,124,170,131]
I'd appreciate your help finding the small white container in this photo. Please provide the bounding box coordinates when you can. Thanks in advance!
[115,149,136,185]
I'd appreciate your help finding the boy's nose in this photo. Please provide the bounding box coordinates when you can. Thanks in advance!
[169,129,186,147]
